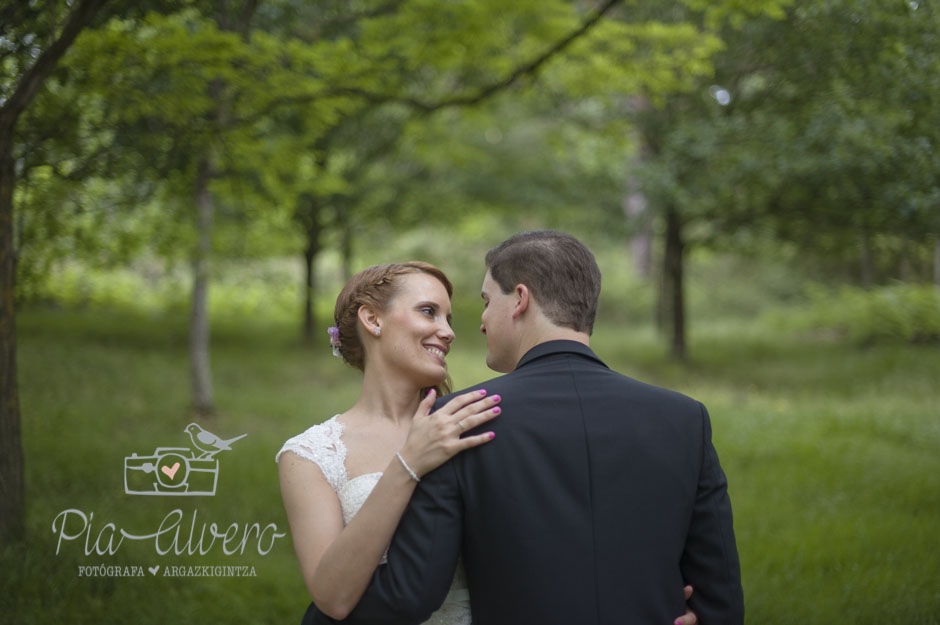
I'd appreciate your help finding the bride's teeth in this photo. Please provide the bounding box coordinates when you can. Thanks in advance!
[426,347,445,359]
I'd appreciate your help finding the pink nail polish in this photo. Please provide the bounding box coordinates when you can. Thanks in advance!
[488,432,495,439]
[492,407,501,414]
[479,389,487,395]
[492,394,501,402]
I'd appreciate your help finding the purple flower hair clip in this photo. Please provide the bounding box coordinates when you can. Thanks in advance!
[327,326,342,357]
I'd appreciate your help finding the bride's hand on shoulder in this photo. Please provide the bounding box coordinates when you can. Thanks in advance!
[399,388,501,477]
[673,585,697,625]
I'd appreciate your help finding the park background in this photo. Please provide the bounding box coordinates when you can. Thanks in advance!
[1,0,938,623]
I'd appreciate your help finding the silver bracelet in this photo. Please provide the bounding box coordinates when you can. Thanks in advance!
[396,452,420,482]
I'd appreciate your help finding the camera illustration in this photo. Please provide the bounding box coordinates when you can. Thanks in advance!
[123,424,246,496]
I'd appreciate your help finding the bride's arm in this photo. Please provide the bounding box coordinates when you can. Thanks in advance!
[279,450,416,619]
[279,389,500,620]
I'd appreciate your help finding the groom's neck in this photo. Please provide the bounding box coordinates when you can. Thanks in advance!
[507,315,590,370]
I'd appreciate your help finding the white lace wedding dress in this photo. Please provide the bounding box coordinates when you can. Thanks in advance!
[277,416,472,625]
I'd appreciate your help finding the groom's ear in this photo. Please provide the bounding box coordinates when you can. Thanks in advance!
[511,284,530,320]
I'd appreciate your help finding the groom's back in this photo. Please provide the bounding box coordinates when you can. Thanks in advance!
[451,342,741,624]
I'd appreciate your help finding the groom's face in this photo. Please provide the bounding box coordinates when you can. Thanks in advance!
[480,270,517,373]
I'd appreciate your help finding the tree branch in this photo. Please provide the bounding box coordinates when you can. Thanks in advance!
[0,0,109,135]
[410,0,623,112]
[227,0,623,127]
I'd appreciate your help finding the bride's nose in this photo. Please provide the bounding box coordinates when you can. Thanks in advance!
[438,321,455,344]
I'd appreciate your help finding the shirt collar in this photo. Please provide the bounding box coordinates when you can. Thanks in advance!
[514,340,608,371]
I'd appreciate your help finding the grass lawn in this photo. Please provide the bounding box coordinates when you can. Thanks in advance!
[3,307,939,624]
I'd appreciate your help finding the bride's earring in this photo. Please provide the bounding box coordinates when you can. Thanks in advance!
[373,327,381,336]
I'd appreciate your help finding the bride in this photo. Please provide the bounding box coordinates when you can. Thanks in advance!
[277,262,497,624]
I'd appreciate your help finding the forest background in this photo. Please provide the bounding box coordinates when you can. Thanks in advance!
[1,0,938,623]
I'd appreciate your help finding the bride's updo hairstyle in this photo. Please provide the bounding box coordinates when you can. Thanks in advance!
[332,261,454,394]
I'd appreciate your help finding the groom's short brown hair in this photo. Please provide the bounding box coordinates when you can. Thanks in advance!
[485,230,601,334]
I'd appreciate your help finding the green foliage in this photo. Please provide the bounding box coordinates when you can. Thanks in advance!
[772,283,940,344]
[631,0,940,269]
[13,0,772,286]
[25,257,306,329]
[681,0,791,28]
[542,18,723,101]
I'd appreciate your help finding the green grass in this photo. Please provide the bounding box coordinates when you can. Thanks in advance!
[4,307,940,624]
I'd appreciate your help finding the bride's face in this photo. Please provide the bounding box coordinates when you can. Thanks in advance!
[370,272,454,388]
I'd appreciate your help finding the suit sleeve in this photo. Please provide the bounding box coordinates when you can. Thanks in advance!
[302,459,464,625]
[680,403,744,625]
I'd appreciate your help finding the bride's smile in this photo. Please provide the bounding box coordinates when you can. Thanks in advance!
[423,344,448,365]
[371,272,455,387]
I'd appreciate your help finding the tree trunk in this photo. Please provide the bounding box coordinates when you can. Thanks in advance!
[190,157,214,416]
[303,245,317,344]
[0,0,108,546]
[933,237,940,290]
[623,117,654,282]
[0,129,24,545]
[860,232,874,288]
[898,234,911,282]
[186,1,257,412]
[655,269,667,334]
[622,179,653,280]
[663,207,686,360]
[302,199,322,344]
[337,205,353,281]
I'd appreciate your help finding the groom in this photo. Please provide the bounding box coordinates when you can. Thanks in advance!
[307,230,743,624]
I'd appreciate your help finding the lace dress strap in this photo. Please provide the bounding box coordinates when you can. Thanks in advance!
[276,416,348,492]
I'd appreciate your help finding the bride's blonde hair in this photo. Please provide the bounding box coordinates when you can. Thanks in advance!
[332,261,453,395]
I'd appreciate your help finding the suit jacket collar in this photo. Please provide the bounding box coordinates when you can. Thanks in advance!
[514,339,608,371]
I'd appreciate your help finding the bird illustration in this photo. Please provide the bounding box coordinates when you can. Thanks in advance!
[185,423,247,458]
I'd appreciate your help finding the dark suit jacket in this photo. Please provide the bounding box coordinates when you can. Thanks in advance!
[305,340,743,625]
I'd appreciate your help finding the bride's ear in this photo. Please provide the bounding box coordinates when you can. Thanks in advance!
[357,305,381,337]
